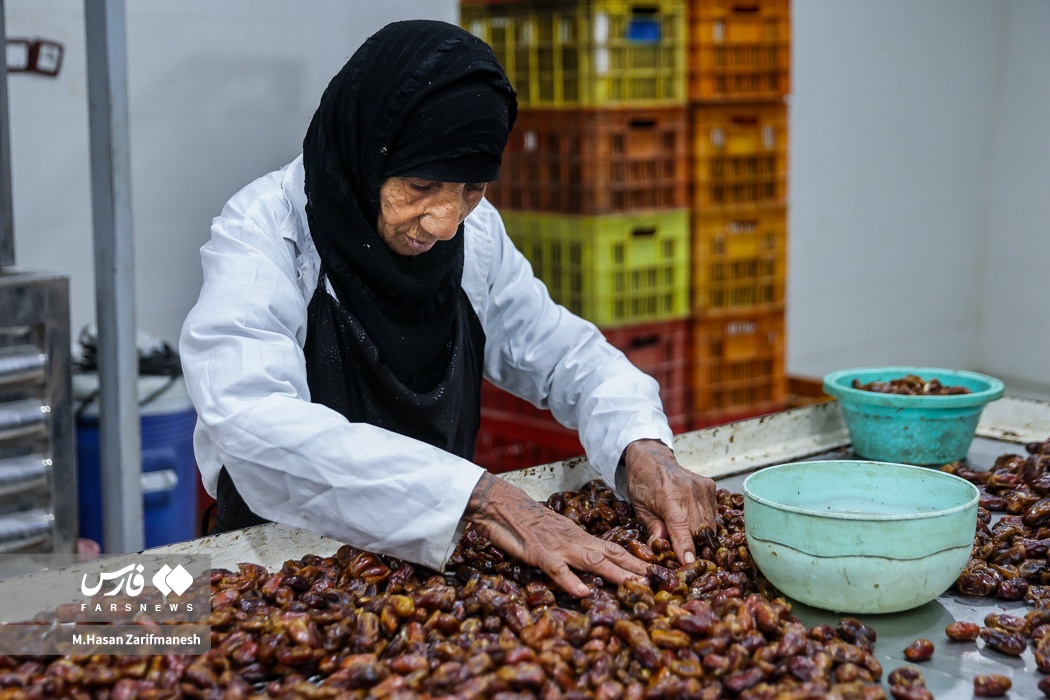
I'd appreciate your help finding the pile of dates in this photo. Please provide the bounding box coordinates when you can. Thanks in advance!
[945,436,1050,695]
[851,375,970,395]
[0,482,895,699]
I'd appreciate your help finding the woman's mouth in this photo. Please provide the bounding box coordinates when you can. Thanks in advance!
[404,235,434,253]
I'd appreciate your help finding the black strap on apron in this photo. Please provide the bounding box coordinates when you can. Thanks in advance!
[211,267,485,535]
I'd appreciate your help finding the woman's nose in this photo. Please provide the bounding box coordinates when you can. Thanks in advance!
[420,190,467,240]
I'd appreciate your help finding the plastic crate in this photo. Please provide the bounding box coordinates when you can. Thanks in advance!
[475,413,583,474]
[690,306,786,419]
[603,318,690,421]
[687,0,791,101]
[483,317,688,429]
[691,204,787,312]
[461,0,687,108]
[503,209,690,327]
[486,106,688,214]
[689,101,788,211]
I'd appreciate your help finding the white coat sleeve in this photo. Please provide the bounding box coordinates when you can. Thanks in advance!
[474,205,674,490]
[180,190,485,570]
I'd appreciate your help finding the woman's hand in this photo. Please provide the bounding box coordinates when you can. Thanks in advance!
[465,472,650,597]
[618,438,718,565]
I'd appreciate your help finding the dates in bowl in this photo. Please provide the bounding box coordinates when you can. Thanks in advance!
[822,366,1004,465]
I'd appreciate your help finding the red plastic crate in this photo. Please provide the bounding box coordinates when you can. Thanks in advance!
[687,0,791,101]
[603,318,690,423]
[691,204,787,312]
[689,306,786,419]
[478,317,691,472]
[475,414,583,474]
[689,101,788,211]
[482,318,689,424]
[487,106,688,214]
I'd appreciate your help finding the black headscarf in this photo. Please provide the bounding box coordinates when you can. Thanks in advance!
[302,20,517,389]
[210,22,518,534]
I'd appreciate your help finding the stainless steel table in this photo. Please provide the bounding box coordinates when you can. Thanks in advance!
[7,397,1050,697]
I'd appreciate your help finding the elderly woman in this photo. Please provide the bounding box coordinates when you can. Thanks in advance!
[180,19,715,597]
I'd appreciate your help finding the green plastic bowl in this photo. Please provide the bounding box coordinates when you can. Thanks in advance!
[743,460,980,614]
[823,366,1004,465]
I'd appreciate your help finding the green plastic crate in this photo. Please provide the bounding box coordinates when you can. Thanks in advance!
[503,209,690,327]
[461,0,687,108]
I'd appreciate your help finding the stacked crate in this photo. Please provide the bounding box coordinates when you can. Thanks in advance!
[461,0,692,472]
[686,0,790,428]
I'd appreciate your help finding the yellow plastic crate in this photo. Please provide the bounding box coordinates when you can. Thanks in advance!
[502,209,690,327]
[461,0,687,108]
[691,204,787,312]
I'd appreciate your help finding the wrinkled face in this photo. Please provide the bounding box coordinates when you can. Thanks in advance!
[376,177,488,256]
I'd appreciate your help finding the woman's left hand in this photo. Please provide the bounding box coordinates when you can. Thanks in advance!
[618,438,718,565]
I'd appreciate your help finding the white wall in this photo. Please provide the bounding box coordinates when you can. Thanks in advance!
[788,0,1049,398]
[5,1,1049,398]
[977,0,1050,398]
[787,0,995,375]
[6,0,457,347]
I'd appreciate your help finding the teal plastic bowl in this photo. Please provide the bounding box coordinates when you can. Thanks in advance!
[743,460,980,614]
[823,366,1004,465]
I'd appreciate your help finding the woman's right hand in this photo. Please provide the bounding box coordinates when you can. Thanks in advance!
[464,472,651,597]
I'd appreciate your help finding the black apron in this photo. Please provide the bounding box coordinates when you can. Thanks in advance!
[212,268,485,534]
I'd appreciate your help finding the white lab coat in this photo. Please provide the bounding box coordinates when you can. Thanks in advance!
[180,155,673,570]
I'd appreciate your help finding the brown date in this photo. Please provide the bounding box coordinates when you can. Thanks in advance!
[887,666,926,687]
[984,611,1029,635]
[945,620,981,642]
[902,638,934,662]
[979,627,1028,656]
[973,673,1012,697]
[890,686,933,700]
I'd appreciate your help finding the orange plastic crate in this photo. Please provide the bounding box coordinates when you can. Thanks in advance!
[689,101,788,211]
[691,204,787,312]
[689,306,786,419]
[487,106,688,214]
[687,0,791,101]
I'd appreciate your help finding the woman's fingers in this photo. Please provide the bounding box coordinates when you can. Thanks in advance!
[530,535,647,597]
[661,501,697,565]
[621,439,719,565]
[574,536,651,581]
[466,474,650,596]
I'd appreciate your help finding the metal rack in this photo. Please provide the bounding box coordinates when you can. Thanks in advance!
[0,2,77,555]
[0,273,76,553]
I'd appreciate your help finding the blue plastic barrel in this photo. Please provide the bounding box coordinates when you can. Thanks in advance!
[74,373,198,550]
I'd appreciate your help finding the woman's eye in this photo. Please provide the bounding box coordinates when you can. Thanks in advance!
[466,183,488,193]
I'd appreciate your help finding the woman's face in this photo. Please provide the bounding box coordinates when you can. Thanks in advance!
[377,177,488,256]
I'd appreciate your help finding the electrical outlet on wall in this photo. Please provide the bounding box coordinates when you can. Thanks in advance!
[4,39,30,72]
[4,38,63,76]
